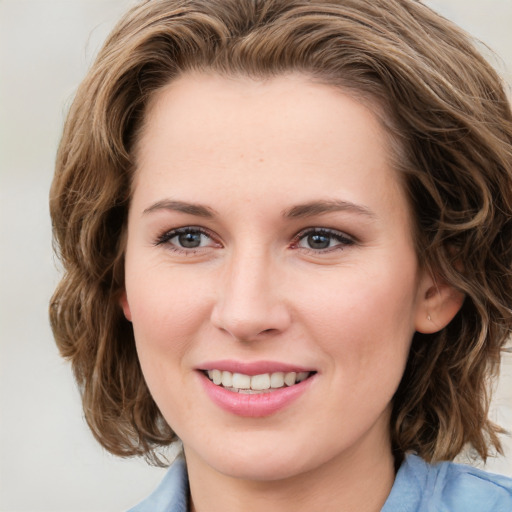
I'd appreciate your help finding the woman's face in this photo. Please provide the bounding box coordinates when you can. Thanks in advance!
[122,73,433,481]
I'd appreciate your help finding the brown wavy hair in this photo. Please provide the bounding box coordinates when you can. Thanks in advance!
[50,0,512,466]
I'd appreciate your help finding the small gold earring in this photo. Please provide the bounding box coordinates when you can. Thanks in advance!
[427,314,432,321]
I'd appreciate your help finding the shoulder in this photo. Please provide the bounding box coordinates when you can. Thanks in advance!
[436,457,512,511]
[382,454,512,512]
[127,457,189,512]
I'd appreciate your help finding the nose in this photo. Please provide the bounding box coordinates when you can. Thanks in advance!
[210,249,291,342]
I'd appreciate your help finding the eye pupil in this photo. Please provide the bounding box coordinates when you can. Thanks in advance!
[179,231,202,248]
[307,233,330,249]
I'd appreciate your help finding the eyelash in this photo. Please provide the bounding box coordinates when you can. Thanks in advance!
[154,226,218,254]
[291,228,355,253]
[154,226,355,254]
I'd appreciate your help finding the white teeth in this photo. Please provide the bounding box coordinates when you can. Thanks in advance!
[232,373,251,389]
[221,371,232,387]
[251,373,271,390]
[270,372,284,388]
[206,369,312,391]
[210,369,222,385]
[284,372,296,387]
[296,371,309,382]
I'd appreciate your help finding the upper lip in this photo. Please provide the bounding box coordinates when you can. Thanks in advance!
[198,360,315,376]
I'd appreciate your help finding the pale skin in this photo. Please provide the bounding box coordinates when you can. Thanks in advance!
[121,73,463,512]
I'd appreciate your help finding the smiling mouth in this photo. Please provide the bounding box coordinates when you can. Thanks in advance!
[203,370,316,394]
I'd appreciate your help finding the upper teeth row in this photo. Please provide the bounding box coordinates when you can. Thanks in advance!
[207,370,310,390]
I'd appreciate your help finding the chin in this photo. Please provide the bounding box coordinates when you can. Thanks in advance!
[184,433,329,483]
[215,456,311,482]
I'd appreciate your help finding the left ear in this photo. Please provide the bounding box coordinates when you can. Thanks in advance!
[415,270,465,334]
[119,290,132,322]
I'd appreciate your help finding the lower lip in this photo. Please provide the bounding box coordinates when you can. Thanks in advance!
[199,372,315,417]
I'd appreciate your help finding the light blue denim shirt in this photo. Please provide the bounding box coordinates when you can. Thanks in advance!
[128,454,512,511]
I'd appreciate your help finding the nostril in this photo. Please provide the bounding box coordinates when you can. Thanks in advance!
[210,293,292,341]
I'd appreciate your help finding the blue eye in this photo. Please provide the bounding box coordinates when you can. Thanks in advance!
[156,227,216,251]
[175,230,206,248]
[296,229,354,251]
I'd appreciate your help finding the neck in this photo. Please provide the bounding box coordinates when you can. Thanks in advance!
[186,415,396,512]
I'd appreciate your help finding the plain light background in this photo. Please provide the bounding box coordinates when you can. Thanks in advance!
[0,1,511,511]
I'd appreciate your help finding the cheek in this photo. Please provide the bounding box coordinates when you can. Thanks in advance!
[300,262,417,329]
[124,268,207,418]
[123,264,215,396]
[296,264,418,379]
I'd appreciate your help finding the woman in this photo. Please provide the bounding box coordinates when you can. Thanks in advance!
[50,0,512,510]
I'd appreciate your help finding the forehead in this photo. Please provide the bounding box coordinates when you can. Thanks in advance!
[132,72,409,226]
[138,72,395,157]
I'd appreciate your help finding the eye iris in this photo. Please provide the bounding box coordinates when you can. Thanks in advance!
[308,233,331,249]
[178,231,202,248]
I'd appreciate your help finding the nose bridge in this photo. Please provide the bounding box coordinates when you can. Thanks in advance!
[211,243,290,340]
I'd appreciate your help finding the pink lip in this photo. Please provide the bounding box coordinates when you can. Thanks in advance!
[198,370,316,418]
[198,359,313,376]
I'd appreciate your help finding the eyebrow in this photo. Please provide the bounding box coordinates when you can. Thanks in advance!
[283,199,376,219]
[142,198,375,220]
[143,200,216,217]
